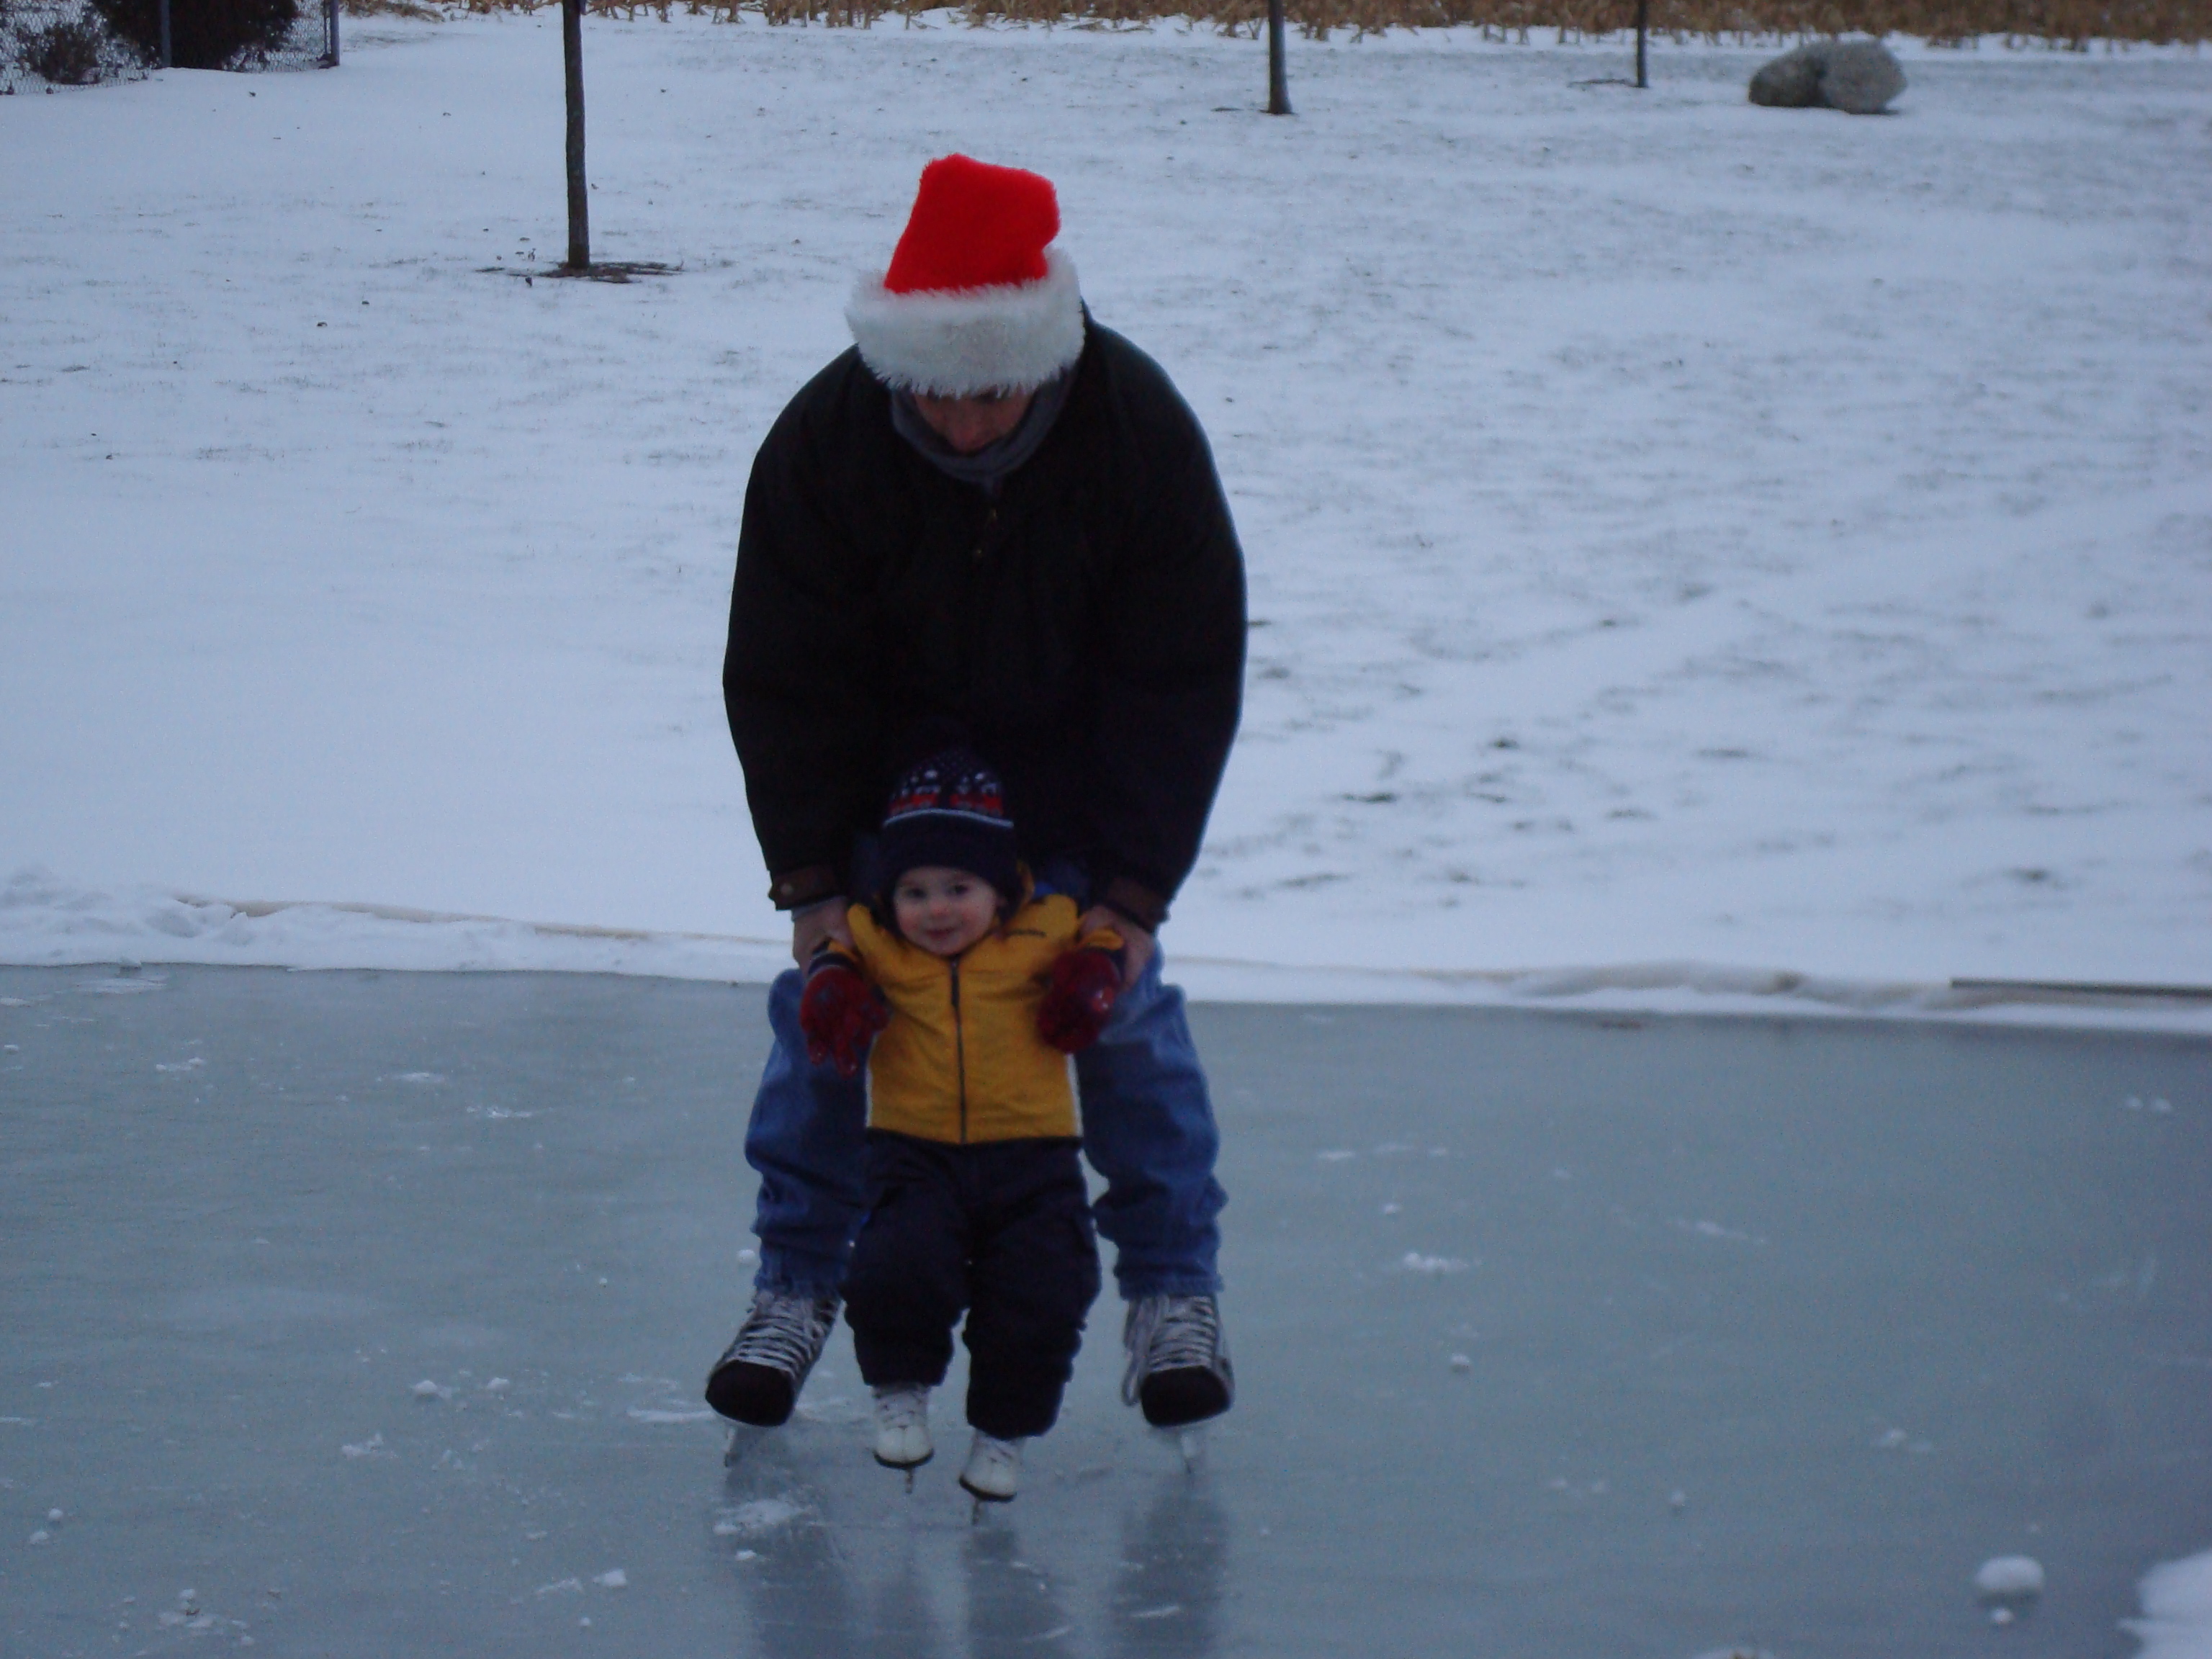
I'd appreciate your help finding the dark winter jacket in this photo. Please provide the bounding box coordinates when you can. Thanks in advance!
[724,319,1246,929]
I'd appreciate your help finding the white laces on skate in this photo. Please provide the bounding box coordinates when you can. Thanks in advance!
[872,1383,933,1473]
[959,1431,1023,1502]
[874,1382,930,1434]
[1120,1293,1224,1405]
[725,1289,838,1378]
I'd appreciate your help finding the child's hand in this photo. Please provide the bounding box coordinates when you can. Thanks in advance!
[799,958,888,1079]
[1038,948,1122,1054]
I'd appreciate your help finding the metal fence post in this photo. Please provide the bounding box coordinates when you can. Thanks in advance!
[1635,0,1648,87]
[159,0,172,68]
[327,0,340,65]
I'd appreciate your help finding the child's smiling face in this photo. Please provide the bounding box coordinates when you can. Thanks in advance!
[891,866,1001,957]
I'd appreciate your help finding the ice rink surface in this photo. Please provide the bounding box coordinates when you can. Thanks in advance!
[4,964,2207,1655]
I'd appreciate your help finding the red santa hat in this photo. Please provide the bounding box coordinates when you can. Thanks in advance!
[845,155,1086,397]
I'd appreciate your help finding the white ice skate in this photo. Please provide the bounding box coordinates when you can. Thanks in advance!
[872,1383,934,1473]
[958,1431,1023,1503]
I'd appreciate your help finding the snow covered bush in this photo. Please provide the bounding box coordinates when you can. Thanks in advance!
[14,11,109,79]
[90,0,300,67]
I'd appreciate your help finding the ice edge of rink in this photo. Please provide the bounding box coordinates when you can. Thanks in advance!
[2,872,2207,1036]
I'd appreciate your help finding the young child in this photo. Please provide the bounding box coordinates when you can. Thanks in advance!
[798,747,1126,1502]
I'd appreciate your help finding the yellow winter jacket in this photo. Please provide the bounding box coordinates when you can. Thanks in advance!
[827,894,1121,1145]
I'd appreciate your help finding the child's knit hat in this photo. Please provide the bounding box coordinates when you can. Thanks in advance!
[876,747,1020,904]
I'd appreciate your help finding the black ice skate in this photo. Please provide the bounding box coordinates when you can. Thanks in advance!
[1122,1293,1234,1428]
[704,1288,840,1427]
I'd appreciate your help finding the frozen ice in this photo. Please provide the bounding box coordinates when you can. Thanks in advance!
[595,1570,629,1590]
[2,964,2206,1654]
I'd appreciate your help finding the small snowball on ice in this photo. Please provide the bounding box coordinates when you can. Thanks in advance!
[536,1577,584,1596]
[736,1248,758,1265]
[27,1529,50,1545]
[1449,1353,1473,1372]
[47,1509,63,1522]
[734,1550,758,1562]
[1670,1490,1689,1513]
[1401,1251,1469,1274]
[1976,1556,2045,1599]
[1381,1202,1401,1215]
[483,1377,511,1393]
[1989,1607,2015,1627]
[594,1569,627,1589]
[411,1380,451,1401]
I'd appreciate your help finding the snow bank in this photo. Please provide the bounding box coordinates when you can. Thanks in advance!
[8,868,2207,1033]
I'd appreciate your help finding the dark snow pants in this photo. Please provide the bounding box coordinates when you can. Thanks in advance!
[842,1132,1102,1442]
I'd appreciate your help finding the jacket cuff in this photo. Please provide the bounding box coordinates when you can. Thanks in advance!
[806,941,862,976]
[1097,876,1167,933]
[769,865,844,912]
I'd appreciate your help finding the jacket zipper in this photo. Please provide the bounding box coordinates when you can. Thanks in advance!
[948,956,968,1143]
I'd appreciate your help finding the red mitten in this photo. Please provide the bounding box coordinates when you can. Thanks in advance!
[1038,948,1123,1054]
[799,958,888,1079]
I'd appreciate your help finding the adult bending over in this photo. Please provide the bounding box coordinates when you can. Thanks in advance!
[705,154,1246,1434]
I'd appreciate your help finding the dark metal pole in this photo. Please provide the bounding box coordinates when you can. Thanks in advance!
[1635,0,1648,87]
[1265,0,1290,114]
[159,0,171,68]
[563,0,588,270]
[327,0,339,66]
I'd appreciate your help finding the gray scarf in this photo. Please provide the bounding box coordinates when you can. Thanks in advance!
[889,369,1074,498]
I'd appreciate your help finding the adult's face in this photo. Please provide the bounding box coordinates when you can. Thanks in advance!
[911,388,1035,455]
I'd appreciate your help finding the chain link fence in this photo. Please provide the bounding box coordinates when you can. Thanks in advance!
[3,0,335,92]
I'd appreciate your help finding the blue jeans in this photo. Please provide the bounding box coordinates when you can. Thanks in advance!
[743,868,1226,1302]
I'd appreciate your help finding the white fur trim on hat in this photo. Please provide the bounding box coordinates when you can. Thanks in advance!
[845,246,1084,396]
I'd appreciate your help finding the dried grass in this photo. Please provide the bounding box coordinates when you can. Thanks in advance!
[458,0,2211,48]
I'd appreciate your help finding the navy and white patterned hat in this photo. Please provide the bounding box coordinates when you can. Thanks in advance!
[876,747,1020,903]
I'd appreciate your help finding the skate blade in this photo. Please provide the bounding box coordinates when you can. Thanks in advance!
[1165,1426,1205,1472]
[723,1424,768,1468]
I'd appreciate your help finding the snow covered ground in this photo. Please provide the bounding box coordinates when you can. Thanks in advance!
[2,16,2208,1017]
